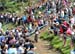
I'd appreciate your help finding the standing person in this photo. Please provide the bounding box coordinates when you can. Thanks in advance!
[0,22,2,29]
[60,9,65,18]
[17,39,25,54]
[22,15,27,25]
[28,22,33,32]
[69,16,75,28]
[12,17,15,24]
[72,6,75,15]
[70,24,75,54]
[0,14,4,23]
[68,7,73,18]
[34,28,39,43]
[71,24,75,49]
[59,23,68,47]
[5,13,9,24]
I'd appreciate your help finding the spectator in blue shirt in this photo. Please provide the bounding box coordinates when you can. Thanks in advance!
[22,16,27,24]
[0,36,6,43]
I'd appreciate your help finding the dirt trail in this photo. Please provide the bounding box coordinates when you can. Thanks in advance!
[30,26,60,54]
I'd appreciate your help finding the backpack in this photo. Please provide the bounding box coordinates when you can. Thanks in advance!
[62,25,67,32]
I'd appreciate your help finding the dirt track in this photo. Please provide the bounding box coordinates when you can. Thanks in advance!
[30,26,60,54]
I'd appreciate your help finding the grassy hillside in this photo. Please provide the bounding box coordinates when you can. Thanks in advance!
[40,31,71,54]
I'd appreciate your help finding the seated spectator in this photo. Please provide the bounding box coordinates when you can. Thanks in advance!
[8,44,17,54]
[1,44,8,54]
[27,48,35,54]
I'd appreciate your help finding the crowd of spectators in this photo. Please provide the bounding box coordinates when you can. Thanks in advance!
[45,0,75,54]
[0,0,75,54]
[0,0,46,54]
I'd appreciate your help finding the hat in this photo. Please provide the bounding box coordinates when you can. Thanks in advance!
[56,22,59,25]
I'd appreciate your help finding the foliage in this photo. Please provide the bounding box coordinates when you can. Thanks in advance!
[2,23,16,31]
[0,0,29,13]
[40,31,71,54]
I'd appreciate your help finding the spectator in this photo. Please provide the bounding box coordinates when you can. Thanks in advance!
[0,22,2,29]
[34,29,39,42]
[8,44,17,54]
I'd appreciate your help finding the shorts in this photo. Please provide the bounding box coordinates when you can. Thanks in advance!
[63,33,67,39]
[60,33,66,40]
[24,20,28,23]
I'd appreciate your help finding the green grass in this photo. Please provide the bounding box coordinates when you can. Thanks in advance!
[40,31,71,54]
[2,23,16,31]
